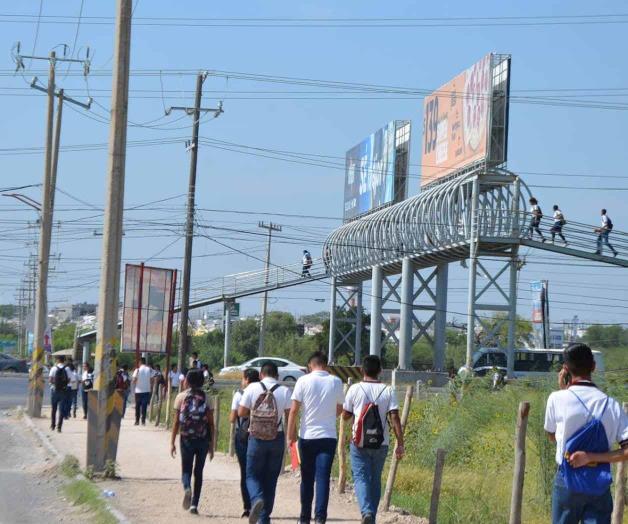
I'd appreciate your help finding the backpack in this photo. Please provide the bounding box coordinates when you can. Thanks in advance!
[606,217,613,230]
[179,389,209,439]
[353,385,388,449]
[249,383,281,440]
[115,371,128,390]
[83,373,93,391]
[305,253,312,265]
[559,392,612,496]
[54,365,69,391]
[536,206,543,220]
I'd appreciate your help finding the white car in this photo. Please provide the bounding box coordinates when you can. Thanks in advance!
[219,357,307,383]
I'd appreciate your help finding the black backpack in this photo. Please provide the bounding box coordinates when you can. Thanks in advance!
[606,217,613,230]
[353,385,387,449]
[54,365,69,391]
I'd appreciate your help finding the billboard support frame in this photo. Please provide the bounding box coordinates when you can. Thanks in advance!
[164,269,177,385]
[134,262,145,368]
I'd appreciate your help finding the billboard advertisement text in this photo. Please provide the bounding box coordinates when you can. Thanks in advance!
[421,53,493,186]
[344,121,409,221]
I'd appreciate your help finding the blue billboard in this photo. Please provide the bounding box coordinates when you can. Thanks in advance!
[343,121,409,221]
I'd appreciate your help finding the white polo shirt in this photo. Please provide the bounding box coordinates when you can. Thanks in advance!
[169,370,180,388]
[292,370,344,440]
[544,383,628,465]
[231,390,243,412]
[132,365,152,394]
[343,381,399,446]
[239,377,292,431]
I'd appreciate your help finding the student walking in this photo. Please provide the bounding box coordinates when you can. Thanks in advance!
[288,352,344,524]
[238,362,292,524]
[81,363,93,419]
[595,209,618,257]
[544,343,628,523]
[169,363,181,393]
[68,362,79,418]
[526,197,546,242]
[132,358,153,425]
[302,250,313,277]
[170,368,215,515]
[49,355,71,433]
[550,205,568,245]
[342,356,405,524]
[116,364,131,417]
[230,368,261,518]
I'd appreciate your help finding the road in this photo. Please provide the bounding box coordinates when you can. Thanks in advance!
[0,374,50,410]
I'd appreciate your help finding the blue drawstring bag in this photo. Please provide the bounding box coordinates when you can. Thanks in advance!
[559,391,612,496]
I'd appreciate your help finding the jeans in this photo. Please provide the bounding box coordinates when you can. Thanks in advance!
[299,438,337,521]
[527,217,545,240]
[596,231,616,255]
[50,389,68,429]
[552,472,612,524]
[69,389,78,416]
[246,433,285,524]
[180,437,210,507]
[135,392,150,423]
[350,443,388,519]
[81,388,90,417]
[235,436,250,511]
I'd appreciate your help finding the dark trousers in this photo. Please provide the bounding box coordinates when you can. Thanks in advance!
[69,389,78,416]
[527,217,545,240]
[246,433,285,524]
[122,390,130,417]
[135,392,150,423]
[81,389,90,417]
[50,389,67,429]
[299,438,337,522]
[596,230,617,255]
[552,473,612,524]
[235,436,250,511]
[180,437,210,507]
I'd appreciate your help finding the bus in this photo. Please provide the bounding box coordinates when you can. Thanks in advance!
[470,347,605,378]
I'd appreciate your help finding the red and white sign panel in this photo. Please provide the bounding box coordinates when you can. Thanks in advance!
[121,264,176,354]
[421,53,493,187]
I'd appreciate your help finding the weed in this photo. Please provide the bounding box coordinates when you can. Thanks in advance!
[63,479,117,524]
[84,464,95,480]
[60,455,81,478]
[103,459,118,479]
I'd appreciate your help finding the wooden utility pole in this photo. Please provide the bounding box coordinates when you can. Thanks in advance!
[86,0,132,471]
[258,221,282,356]
[611,402,628,524]
[429,448,447,524]
[170,74,223,374]
[509,401,530,524]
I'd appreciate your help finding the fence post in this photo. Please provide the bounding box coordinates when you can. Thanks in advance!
[228,388,236,458]
[212,395,220,453]
[165,384,173,429]
[148,380,159,422]
[337,383,349,493]
[612,402,628,524]
[382,385,414,511]
[509,401,530,524]
[429,448,447,524]
[155,383,165,426]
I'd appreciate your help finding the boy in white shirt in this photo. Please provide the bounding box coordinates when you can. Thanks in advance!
[238,362,291,524]
[132,357,153,426]
[544,343,628,523]
[342,356,404,524]
[288,352,344,524]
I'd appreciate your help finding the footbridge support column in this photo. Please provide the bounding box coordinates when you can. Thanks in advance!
[328,280,362,365]
[433,263,448,372]
[328,277,337,364]
[369,265,383,357]
[399,257,413,370]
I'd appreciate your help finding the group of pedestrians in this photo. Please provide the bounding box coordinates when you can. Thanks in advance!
[526,198,619,256]
[48,355,94,432]
[170,352,402,524]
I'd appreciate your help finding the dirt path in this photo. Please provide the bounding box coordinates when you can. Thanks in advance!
[32,408,426,523]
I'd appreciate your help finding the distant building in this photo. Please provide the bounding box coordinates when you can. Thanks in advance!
[304,324,323,336]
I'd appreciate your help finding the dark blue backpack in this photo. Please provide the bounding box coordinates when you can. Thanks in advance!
[559,391,612,496]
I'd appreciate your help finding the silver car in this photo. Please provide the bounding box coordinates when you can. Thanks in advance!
[219,357,307,383]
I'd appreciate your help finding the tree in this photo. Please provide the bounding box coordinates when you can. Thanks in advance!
[52,322,76,351]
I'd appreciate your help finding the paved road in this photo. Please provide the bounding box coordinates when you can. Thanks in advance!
[0,374,50,410]
[0,412,83,523]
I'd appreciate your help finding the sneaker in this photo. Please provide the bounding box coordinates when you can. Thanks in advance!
[361,514,375,524]
[613,251,618,258]
[134,421,139,426]
[189,506,198,515]
[57,427,62,433]
[83,415,87,420]
[241,511,250,518]
[182,488,192,510]
[595,251,601,255]
[249,499,264,524]
[141,421,146,426]
[50,425,55,431]
[541,238,546,243]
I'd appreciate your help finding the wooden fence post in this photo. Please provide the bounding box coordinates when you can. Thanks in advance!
[148,380,159,422]
[155,383,165,426]
[382,385,414,511]
[228,388,236,457]
[337,383,349,493]
[611,402,628,524]
[165,386,173,429]
[429,448,447,524]
[212,395,221,453]
[509,401,530,524]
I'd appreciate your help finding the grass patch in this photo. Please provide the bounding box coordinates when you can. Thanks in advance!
[60,455,81,478]
[63,479,117,524]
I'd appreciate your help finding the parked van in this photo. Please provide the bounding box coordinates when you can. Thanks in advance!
[470,347,605,378]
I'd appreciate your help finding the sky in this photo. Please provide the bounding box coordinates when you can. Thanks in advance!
[1,1,627,329]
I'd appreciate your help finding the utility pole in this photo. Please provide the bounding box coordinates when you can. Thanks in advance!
[87,0,132,471]
[166,74,223,373]
[258,221,282,356]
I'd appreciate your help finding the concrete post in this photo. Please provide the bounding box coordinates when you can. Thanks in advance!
[398,257,414,370]
[328,277,337,363]
[223,301,232,369]
[506,253,519,378]
[354,284,363,366]
[370,265,383,357]
[433,263,448,371]
[465,177,480,369]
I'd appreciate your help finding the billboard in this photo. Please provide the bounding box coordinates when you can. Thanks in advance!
[121,264,177,355]
[421,53,511,187]
[343,120,411,221]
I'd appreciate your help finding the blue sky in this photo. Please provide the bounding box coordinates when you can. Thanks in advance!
[1,1,627,327]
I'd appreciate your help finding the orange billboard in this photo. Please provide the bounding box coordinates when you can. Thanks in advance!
[421,53,493,186]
